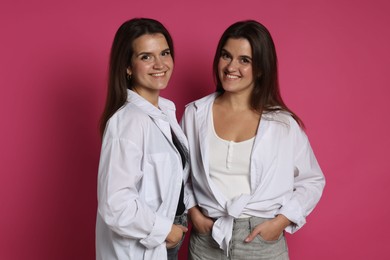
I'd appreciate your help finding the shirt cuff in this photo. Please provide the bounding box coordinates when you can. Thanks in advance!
[275,199,306,234]
[184,193,197,211]
[139,215,172,249]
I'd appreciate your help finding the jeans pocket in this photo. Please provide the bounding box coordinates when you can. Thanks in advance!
[255,232,284,244]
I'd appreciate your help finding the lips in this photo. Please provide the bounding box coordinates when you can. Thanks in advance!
[225,73,240,79]
[151,72,166,77]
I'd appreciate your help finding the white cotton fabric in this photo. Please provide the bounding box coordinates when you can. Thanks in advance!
[96,90,189,260]
[181,93,325,254]
[209,115,253,202]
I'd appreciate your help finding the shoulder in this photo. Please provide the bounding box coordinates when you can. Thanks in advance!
[263,110,303,134]
[262,111,310,148]
[184,92,217,112]
[159,96,176,111]
[104,102,150,139]
[115,102,149,122]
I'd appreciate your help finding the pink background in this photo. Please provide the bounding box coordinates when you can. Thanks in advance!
[1,0,389,259]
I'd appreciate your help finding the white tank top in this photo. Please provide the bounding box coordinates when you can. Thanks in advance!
[209,113,254,204]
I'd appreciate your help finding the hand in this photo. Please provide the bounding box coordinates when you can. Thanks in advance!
[244,215,291,243]
[188,206,214,234]
[166,224,188,249]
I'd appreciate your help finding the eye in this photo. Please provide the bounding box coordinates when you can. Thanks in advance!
[240,57,251,64]
[161,50,171,56]
[221,52,231,60]
[140,54,151,61]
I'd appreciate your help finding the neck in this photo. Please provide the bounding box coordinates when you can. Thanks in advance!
[216,91,252,112]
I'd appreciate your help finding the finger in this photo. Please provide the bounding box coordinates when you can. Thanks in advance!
[177,225,188,232]
[245,229,260,243]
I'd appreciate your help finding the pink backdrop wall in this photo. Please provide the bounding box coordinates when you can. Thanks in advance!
[1,0,389,259]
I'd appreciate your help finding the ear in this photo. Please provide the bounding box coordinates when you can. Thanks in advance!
[126,67,132,76]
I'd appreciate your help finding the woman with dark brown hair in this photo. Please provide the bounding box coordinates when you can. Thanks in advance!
[96,18,189,260]
[182,20,325,259]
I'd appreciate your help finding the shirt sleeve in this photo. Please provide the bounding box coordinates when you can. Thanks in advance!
[276,126,326,233]
[180,106,198,210]
[97,137,171,249]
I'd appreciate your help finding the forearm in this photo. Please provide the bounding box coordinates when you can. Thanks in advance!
[188,206,214,234]
[273,214,292,232]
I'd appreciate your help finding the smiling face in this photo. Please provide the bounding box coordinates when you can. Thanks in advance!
[217,38,255,96]
[127,33,173,96]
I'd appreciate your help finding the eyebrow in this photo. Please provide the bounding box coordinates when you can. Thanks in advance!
[221,48,252,60]
[136,48,171,57]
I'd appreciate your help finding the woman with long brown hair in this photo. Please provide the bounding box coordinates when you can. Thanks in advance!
[182,20,325,259]
[96,18,189,260]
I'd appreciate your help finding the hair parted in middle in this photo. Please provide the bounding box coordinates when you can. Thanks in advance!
[99,18,174,137]
[213,20,303,126]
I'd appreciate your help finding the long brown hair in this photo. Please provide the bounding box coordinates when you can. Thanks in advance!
[213,20,303,127]
[99,18,175,137]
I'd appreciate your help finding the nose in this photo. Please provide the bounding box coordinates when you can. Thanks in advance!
[226,59,237,72]
[153,57,164,70]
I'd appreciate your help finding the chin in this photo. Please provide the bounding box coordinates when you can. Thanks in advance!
[156,85,168,90]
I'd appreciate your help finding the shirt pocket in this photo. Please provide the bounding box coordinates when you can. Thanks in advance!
[143,153,172,211]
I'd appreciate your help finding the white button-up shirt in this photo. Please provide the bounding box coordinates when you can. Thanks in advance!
[181,93,325,254]
[96,90,189,260]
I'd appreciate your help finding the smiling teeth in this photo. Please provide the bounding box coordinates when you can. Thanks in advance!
[152,72,165,77]
[226,74,239,79]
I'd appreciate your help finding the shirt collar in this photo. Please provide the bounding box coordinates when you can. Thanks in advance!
[191,92,218,110]
[127,89,176,120]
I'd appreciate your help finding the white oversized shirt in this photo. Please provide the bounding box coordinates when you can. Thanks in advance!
[96,90,189,260]
[181,93,325,254]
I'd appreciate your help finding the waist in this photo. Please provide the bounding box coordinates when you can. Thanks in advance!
[210,216,272,226]
[232,216,271,229]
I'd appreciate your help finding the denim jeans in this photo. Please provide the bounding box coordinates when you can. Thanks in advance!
[189,216,289,260]
[167,213,188,260]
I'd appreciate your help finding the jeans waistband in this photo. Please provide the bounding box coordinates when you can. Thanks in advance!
[232,216,271,230]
